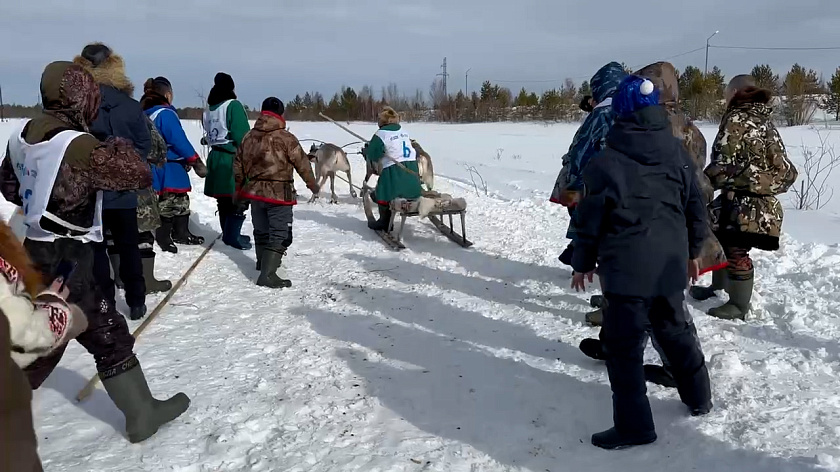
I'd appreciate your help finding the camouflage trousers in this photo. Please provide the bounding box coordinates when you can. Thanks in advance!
[158,192,191,218]
[724,245,753,279]
[137,188,162,233]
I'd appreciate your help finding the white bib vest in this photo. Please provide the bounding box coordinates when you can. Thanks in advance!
[375,128,416,171]
[202,100,232,146]
[6,120,104,243]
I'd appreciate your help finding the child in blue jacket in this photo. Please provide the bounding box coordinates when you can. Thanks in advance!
[140,77,204,252]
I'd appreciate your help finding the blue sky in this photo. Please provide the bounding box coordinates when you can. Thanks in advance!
[1,0,838,107]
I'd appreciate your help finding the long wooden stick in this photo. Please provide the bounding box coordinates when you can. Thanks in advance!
[76,235,222,402]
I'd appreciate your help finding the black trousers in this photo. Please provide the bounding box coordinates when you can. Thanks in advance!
[251,201,293,251]
[22,239,136,388]
[98,208,145,308]
[217,196,249,228]
[601,291,711,435]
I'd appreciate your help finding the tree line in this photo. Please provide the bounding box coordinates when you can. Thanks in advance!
[3,63,840,126]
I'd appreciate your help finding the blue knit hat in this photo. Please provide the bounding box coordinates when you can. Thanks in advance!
[612,75,660,117]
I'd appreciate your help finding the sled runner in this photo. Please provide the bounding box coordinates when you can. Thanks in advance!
[362,188,473,250]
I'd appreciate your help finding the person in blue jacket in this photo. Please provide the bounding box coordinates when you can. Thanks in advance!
[551,62,627,265]
[139,77,204,252]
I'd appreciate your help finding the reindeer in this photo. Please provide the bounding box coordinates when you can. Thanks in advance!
[308,143,357,203]
[361,139,435,191]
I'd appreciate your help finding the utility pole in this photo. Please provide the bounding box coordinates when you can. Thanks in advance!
[0,84,4,122]
[705,30,719,75]
[436,57,449,97]
[465,68,471,96]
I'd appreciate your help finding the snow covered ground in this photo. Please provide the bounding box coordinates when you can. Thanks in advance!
[3,118,840,471]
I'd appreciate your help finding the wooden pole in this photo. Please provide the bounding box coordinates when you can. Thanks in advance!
[76,235,221,402]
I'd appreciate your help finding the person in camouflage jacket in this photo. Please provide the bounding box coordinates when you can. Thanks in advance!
[698,75,798,320]
[234,97,319,289]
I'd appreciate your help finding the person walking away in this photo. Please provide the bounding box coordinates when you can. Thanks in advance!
[0,219,88,472]
[203,73,252,250]
[0,61,190,443]
[73,43,171,321]
[549,62,627,265]
[578,62,727,389]
[571,75,712,450]
[363,106,423,231]
[234,98,319,288]
[140,77,205,252]
[691,75,798,320]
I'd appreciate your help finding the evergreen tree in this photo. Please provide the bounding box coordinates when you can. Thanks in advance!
[826,67,840,121]
[578,80,591,97]
[751,64,780,93]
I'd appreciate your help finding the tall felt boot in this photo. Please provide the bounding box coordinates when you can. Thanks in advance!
[222,214,252,250]
[708,269,753,321]
[689,269,727,301]
[155,217,177,254]
[142,254,173,294]
[100,360,190,443]
[109,253,124,289]
[368,205,392,232]
[172,214,204,245]
[256,249,292,289]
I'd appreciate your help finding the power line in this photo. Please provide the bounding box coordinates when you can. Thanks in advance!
[711,45,840,51]
[486,45,707,85]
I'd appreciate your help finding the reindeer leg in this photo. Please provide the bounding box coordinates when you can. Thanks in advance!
[347,170,357,198]
[309,174,326,203]
[330,174,338,204]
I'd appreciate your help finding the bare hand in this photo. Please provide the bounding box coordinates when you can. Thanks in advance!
[571,270,595,292]
[48,279,70,300]
[687,259,701,285]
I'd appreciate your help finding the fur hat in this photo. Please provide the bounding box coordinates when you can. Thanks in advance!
[378,106,400,127]
[612,75,660,117]
[261,97,284,116]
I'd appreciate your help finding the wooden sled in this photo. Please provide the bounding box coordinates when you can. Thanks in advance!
[362,188,473,250]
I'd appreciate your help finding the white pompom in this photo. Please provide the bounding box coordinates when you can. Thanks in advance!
[640,79,654,96]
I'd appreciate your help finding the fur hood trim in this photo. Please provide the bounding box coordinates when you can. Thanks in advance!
[73,52,134,97]
[729,87,772,108]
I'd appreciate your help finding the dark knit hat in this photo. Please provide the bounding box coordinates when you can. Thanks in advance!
[214,72,235,92]
[261,97,284,115]
[81,43,112,67]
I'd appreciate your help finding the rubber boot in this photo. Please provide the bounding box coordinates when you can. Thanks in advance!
[129,305,147,321]
[222,214,252,250]
[368,205,392,232]
[689,269,727,301]
[172,214,204,245]
[579,338,607,361]
[592,427,657,450]
[142,255,172,294]
[155,217,177,254]
[255,244,265,271]
[100,360,190,443]
[257,249,292,289]
[585,308,603,326]
[708,270,753,321]
[109,253,124,289]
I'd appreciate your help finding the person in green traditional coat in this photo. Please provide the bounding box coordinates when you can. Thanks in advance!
[202,72,252,249]
[363,107,422,231]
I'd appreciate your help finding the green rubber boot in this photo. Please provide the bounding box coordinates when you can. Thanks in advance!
[101,360,191,443]
[257,249,292,289]
[708,270,753,321]
[689,269,727,301]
